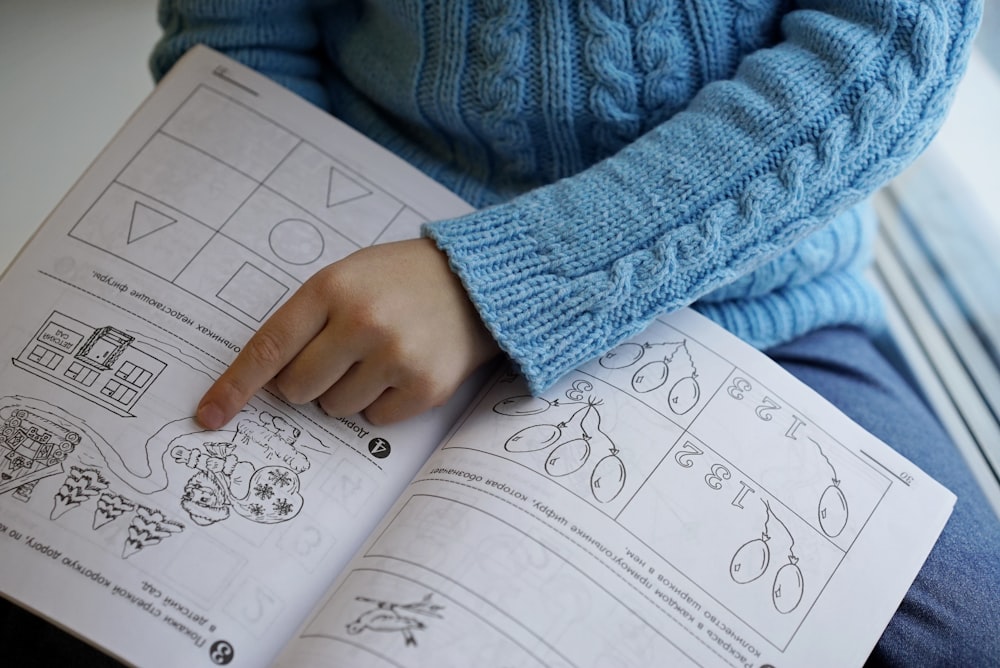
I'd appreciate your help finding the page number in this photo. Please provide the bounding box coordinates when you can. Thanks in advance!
[209,640,235,665]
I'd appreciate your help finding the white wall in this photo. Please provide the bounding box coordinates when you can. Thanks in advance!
[0,0,161,270]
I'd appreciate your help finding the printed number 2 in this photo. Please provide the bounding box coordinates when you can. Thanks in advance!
[674,441,703,468]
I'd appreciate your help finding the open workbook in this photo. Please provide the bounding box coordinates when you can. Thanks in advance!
[0,46,953,668]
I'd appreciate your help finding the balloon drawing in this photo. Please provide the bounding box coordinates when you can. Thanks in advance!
[493,389,627,504]
[808,437,849,538]
[730,499,805,615]
[599,339,701,415]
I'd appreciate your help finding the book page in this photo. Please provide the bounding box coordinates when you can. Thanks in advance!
[277,309,954,668]
[0,47,479,667]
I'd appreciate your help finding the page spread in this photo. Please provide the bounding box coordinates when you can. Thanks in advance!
[0,46,955,668]
[0,47,480,667]
[278,310,954,668]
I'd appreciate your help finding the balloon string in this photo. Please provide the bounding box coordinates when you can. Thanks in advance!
[763,499,797,558]
[807,436,838,480]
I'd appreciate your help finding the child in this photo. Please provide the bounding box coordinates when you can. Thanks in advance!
[146,1,997,665]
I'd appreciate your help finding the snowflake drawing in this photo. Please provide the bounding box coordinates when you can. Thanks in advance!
[273,498,295,516]
[268,469,293,487]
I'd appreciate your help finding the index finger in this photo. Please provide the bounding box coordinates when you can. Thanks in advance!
[195,291,327,429]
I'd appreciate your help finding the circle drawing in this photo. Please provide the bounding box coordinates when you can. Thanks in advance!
[269,218,324,265]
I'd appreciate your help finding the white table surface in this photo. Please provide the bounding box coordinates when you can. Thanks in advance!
[0,0,160,271]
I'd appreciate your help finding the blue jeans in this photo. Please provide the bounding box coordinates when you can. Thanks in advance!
[767,327,1000,667]
[1,327,997,665]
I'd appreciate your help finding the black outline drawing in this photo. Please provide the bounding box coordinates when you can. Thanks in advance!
[121,504,184,559]
[326,166,372,208]
[50,465,109,520]
[69,85,432,328]
[493,383,627,504]
[0,395,171,498]
[128,201,177,244]
[167,410,317,527]
[808,437,850,538]
[267,218,325,266]
[1,399,81,499]
[345,593,444,647]
[12,311,167,417]
[599,339,701,415]
[93,490,136,529]
[48,466,185,559]
[216,260,291,323]
[729,500,804,615]
[172,441,303,526]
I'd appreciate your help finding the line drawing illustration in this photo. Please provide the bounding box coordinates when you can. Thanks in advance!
[216,260,291,323]
[0,394,169,497]
[5,395,319,553]
[723,374,870,545]
[268,218,324,266]
[50,465,109,520]
[164,408,321,527]
[7,313,329,499]
[93,490,136,529]
[12,311,167,417]
[122,505,185,559]
[172,441,303,526]
[68,85,430,328]
[6,311,328,521]
[48,465,185,559]
[729,499,804,615]
[345,593,445,647]
[1,397,82,500]
[599,339,701,415]
[326,166,371,208]
[809,437,850,538]
[493,382,627,504]
[128,201,177,244]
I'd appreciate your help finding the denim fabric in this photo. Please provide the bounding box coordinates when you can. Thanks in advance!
[767,327,1000,667]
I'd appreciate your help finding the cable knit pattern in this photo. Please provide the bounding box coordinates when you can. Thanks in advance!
[631,0,691,127]
[150,0,983,395]
[425,1,982,392]
[474,0,534,186]
[581,0,641,154]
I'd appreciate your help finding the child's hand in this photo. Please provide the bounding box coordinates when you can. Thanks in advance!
[195,238,501,428]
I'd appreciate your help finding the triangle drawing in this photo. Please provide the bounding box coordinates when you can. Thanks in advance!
[128,202,177,244]
[327,166,372,207]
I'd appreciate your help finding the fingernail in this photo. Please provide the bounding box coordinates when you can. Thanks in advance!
[197,402,225,430]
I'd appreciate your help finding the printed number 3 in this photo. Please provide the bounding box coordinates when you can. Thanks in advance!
[727,377,752,400]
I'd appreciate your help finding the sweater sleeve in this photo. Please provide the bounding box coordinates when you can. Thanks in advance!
[424,0,982,394]
[149,0,330,109]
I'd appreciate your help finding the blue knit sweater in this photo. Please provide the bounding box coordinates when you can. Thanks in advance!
[151,0,981,394]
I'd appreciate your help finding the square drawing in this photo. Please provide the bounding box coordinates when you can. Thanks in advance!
[218,262,289,323]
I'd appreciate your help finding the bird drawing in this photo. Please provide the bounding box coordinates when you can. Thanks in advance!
[346,593,445,646]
